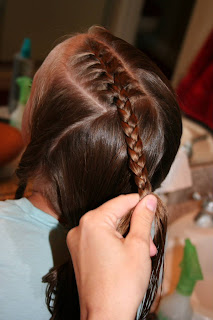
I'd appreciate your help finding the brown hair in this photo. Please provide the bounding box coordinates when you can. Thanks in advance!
[16,26,182,319]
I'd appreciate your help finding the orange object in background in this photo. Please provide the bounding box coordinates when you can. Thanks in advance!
[0,122,24,166]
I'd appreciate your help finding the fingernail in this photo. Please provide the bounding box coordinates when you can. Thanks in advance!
[146,196,157,213]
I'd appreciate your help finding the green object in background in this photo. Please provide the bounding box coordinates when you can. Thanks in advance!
[176,238,203,296]
[16,76,32,105]
[158,311,169,320]
[10,76,32,129]
[8,38,34,113]
[158,238,203,319]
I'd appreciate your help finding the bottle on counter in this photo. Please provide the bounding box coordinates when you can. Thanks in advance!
[158,238,203,320]
[8,38,34,113]
[10,76,32,130]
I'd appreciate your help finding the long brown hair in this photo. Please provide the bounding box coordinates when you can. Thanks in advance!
[16,26,182,319]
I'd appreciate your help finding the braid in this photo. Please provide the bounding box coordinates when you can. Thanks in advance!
[70,37,168,318]
[71,38,152,199]
[116,97,152,197]
[115,96,152,236]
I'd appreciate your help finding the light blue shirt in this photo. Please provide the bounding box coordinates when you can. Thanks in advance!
[0,198,69,320]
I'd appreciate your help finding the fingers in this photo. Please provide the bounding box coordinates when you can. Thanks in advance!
[67,194,140,255]
[94,193,140,221]
[67,194,158,257]
[128,195,157,242]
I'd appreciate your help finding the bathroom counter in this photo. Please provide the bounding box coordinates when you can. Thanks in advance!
[168,199,201,225]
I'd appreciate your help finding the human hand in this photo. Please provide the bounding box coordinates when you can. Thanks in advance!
[67,194,157,320]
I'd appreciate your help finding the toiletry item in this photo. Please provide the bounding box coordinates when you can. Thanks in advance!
[10,76,31,130]
[158,239,203,320]
[8,38,34,113]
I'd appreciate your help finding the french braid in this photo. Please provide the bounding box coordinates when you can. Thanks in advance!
[70,38,167,318]
[71,38,152,201]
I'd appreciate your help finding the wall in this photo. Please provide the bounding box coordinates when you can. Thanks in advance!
[172,0,213,87]
[107,0,144,44]
[0,0,107,61]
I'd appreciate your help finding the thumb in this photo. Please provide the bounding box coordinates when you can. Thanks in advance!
[127,194,157,241]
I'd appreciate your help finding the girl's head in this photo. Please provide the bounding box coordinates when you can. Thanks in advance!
[18,26,182,318]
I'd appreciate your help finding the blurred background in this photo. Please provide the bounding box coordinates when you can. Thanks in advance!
[0,0,212,95]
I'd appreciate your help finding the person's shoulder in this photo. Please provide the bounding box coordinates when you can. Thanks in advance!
[0,198,28,220]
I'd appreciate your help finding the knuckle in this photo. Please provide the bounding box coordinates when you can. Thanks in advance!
[67,226,77,239]
[79,211,94,229]
[67,228,74,239]
[66,228,77,248]
[79,214,89,226]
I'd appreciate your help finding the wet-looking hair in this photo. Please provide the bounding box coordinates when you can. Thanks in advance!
[16,26,182,319]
